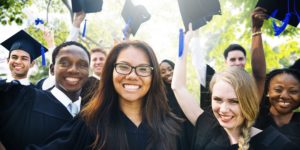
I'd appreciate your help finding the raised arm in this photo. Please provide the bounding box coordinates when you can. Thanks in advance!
[66,11,86,41]
[172,24,203,126]
[251,7,267,99]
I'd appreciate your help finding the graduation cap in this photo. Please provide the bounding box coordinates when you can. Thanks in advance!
[290,58,300,70]
[1,30,48,65]
[71,0,103,13]
[256,0,300,27]
[121,0,151,36]
[178,0,221,31]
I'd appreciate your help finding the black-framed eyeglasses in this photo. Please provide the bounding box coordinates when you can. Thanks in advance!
[114,63,153,77]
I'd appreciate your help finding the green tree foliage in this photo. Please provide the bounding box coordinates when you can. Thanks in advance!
[0,0,31,25]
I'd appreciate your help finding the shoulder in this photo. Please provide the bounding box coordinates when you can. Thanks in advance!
[250,126,299,150]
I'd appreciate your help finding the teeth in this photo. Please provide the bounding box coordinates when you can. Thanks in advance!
[124,84,139,90]
[66,77,79,83]
[278,101,291,107]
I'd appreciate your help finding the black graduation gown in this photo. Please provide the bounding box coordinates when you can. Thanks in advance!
[0,80,73,150]
[192,111,298,150]
[255,110,300,149]
[164,82,194,150]
[80,76,99,106]
[26,111,152,150]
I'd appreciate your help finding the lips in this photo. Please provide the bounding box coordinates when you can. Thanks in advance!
[277,100,291,108]
[219,114,233,122]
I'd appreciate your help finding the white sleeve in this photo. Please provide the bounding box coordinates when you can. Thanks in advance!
[66,26,80,42]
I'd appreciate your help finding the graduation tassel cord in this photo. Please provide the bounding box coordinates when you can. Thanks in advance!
[294,0,300,23]
[178,29,184,58]
[82,19,87,37]
[271,0,291,36]
[41,46,46,66]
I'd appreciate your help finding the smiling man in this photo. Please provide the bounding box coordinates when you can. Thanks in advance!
[1,30,48,86]
[0,41,90,150]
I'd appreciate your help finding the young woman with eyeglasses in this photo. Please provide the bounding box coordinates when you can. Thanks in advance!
[27,40,181,150]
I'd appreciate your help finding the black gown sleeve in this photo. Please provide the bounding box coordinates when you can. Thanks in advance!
[26,116,94,150]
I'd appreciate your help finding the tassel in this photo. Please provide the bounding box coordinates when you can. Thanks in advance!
[41,46,46,66]
[122,18,131,40]
[271,0,291,36]
[35,18,44,26]
[82,19,87,37]
[178,28,184,58]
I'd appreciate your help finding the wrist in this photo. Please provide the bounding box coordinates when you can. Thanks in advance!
[252,31,262,37]
[252,27,261,33]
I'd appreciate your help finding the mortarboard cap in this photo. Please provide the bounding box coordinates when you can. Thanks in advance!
[72,0,103,13]
[178,0,221,31]
[290,58,300,70]
[256,0,300,27]
[1,30,48,62]
[121,0,151,36]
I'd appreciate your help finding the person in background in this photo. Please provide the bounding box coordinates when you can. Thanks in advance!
[1,30,48,86]
[0,41,90,150]
[27,40,181,150]
[81,48,107,105]
[255,68,300,148]
[160,59,193,149]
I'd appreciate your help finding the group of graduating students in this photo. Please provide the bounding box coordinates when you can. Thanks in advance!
[0,5,300,150]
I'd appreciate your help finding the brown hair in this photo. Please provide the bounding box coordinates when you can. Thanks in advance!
[81,40,180,150]
[90,47,107,56]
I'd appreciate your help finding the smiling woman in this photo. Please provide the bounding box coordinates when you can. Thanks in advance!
[255,68,300,148]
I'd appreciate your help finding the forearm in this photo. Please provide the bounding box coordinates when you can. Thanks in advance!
[251,28,266,99]
[172,42,203,126]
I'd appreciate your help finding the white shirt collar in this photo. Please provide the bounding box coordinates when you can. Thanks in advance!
[6,76,31,86]
[42,75,55,90]
[50,87,81,113]
[92,73,101,80]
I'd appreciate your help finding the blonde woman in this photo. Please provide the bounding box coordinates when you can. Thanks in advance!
[171,24,297,150]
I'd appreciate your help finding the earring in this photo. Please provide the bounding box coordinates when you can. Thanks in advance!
[266,94,269,97]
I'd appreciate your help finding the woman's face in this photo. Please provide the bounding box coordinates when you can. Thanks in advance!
[211,80,244,132]
[113,46,152,105]
[268,73,300,115]
[159,62,173,84]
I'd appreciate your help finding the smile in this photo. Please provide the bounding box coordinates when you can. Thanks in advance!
[123,84,140,91]
[219,114,233,122]
[65,77,80,85]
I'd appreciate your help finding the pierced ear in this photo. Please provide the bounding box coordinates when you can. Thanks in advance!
[266,94,269,97]
[50,64,54,75]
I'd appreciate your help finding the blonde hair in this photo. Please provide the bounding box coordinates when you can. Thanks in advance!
[209,67,260,150]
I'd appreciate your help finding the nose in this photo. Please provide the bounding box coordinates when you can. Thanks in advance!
[220,102,229,113]
[68,64,79,73]
[126,68,138,79]
[280,90,290,99]
[15,58,22,63]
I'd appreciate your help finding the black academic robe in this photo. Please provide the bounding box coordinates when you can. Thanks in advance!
[164,82,194,150]
[26,111,153,150]
[255,110,300,149]
[0,80,73,150]
[80,76,99,106]
[192,111,298,150]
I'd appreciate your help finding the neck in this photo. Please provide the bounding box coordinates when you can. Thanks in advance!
[57,86,81,102]
[270,107,293,127]
[12,74,27,80]
[224,127,241,145]
[119,99,142,127]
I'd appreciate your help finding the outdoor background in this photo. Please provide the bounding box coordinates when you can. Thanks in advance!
[0,0,299,99]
